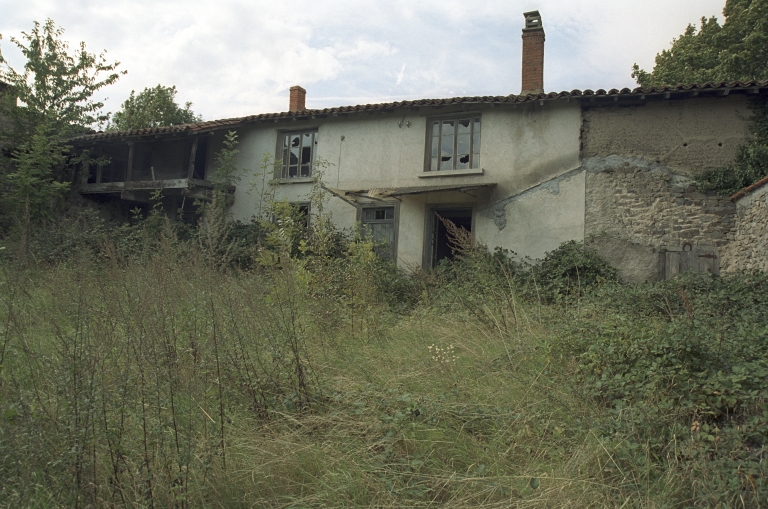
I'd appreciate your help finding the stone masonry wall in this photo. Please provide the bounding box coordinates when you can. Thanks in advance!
[584,156,737,282]
[721,183,768,272]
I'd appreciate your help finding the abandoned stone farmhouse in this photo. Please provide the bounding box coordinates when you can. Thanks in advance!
[71,11,768,280]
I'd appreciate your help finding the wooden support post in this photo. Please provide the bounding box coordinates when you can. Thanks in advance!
[95,147,103,184]
[187,137,198,179]
[126,142,134,182]
[81,156,90,185]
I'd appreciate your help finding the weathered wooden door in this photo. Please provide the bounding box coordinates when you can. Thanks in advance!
[663,245,719,279]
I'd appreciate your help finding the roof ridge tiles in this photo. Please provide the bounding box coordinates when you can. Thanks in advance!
[70,80,768,142]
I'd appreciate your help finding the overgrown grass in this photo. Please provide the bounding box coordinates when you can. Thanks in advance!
[0,213,765,507]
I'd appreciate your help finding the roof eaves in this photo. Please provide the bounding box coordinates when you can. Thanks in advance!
[71,80,768,143]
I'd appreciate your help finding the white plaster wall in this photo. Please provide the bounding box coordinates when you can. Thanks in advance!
[225,100,584,266]
[476,171,586,260]
[225,124,284,220]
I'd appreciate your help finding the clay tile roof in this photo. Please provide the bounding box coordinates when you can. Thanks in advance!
[70,80,768,143]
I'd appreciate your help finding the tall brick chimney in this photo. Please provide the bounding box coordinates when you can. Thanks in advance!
[521,11,545,95]
[289,86,306,112]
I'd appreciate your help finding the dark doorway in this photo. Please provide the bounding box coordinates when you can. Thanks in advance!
[427,206,473,267]
[193,138,208,180]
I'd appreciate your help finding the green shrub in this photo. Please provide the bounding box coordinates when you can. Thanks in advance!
[554,272,768,506]
[527,240,620,303]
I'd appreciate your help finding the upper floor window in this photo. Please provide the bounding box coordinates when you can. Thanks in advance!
[279,130,317,178]
[427,116,481,171]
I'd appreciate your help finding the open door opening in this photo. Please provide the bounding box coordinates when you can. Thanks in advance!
[427,206,473,268]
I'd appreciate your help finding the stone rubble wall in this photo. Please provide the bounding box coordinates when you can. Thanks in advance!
[584,156,738,282]
[721,184,768,272]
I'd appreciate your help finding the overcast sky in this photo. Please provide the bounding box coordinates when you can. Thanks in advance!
[1,0,727,122]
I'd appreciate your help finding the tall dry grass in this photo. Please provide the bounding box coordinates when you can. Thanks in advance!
[0,220,693,508]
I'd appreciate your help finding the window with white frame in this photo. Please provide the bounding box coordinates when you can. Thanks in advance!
[427,116,481,172]
[279,131,317,178]
[361,206,396,259]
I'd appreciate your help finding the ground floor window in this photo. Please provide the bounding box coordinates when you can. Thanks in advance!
[361,206,396,259]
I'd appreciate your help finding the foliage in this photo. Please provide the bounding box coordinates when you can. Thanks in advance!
[107,84,202,132]
[0,19,124,237]
[2,215,767,506]
[696,93,768,194]
[192,130,248,267]
[527,240,619,303]
[0,19,124,137]
[0,249,610,508]
[631,0,768,87]
[209,130,244,191]
[424,218,527,335]
[555,272,768,506]
[2,120,70,223]
[0,252,320,506]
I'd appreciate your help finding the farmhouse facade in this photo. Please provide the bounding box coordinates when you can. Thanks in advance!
[71,12,768,280]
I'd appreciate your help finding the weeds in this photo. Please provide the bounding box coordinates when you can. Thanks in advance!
[0,198,765,507]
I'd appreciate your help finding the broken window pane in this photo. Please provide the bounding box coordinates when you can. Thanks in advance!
[280,130,318,178]
[301,145,311,164]
[441,132,454,156]
[428,115,480,171]
[442,118,455,165]
[457,133,470,155]
[473,139,480,167]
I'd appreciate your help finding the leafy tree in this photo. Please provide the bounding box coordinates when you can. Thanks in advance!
[632,0,768,87]
[108,84,202,131]
[0,19,124,231]
[0,19,124,137]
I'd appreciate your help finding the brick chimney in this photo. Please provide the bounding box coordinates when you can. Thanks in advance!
[289,85,306,112]
[521,11,545,95]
